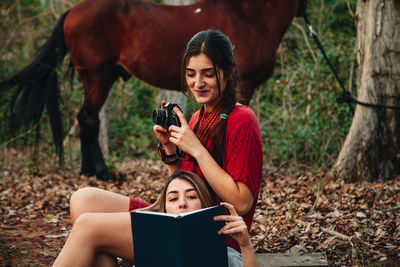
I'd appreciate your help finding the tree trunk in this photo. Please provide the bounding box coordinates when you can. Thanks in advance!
[156,0,196,114]
[333,0,400,181]
[99,97,110,159]
[164,0,194,5]
[157,89,187,114]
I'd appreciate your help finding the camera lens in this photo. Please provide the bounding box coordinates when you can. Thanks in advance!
[153,109,168,127]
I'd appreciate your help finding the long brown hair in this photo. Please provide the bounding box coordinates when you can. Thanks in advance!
[141,170,215,213]
[182,30,238,166]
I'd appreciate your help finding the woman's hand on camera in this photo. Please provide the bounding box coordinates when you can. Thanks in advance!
[214,202,252,248]
[168,107,204,157]
[153,101,176,153]
[153,124,171,145]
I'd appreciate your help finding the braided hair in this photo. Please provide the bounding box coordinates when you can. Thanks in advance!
[182,30,239,166]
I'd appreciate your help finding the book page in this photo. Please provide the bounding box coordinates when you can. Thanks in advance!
[179,205,222,217]
[133,210,178,217]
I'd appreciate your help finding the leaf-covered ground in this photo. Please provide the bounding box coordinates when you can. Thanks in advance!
[1,156,399,266]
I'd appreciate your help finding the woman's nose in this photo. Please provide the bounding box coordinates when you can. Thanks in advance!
[195,76,205,88]
[178,197,187,209]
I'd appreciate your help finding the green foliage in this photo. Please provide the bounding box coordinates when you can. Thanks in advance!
[108,79,157,159]
[289,201,297,216]
[250,0,357,168]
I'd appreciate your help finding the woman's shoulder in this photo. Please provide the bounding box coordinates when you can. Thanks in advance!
[226,105,260,136]
[228,104,258,123]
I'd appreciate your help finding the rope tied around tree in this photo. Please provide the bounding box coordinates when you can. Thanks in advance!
[300,9,400,114]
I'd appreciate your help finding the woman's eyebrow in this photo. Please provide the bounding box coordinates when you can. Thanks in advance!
[166,191,178,196]
[185,68,215,72]
[166,188,197,195]
[185,188,198,194]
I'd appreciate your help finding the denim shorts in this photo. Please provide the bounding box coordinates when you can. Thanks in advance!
[228,247,243,267]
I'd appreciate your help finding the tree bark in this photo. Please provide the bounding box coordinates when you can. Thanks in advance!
[156,0,195,114]
[157,89,187,114]
[99,97,110,159]
[164,0,194,4]
[333,0,400,181]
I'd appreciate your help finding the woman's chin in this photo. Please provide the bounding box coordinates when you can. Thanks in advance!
[194,96,209,105]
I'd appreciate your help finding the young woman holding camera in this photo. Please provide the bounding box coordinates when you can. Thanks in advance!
[153,29,263,252]
[53,170,256,266]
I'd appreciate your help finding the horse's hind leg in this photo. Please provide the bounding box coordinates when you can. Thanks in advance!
[78,68,120,180]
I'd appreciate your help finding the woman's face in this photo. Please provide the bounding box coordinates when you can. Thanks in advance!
[185,53,226,112]
[165,178,202,214]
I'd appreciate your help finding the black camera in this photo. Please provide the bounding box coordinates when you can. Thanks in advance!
[153,103,182,128]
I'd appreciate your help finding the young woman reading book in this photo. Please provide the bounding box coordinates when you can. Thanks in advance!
[53,170,257,266]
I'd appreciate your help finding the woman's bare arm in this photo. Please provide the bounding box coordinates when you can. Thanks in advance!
[214,203,258,267]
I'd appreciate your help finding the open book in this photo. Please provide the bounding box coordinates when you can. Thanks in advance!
[131,205,228,267]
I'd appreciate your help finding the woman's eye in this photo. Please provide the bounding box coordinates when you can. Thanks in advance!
[186,73,195,77]
[168,198,178,202]
[187,195,197,199]
[204,70,215,77]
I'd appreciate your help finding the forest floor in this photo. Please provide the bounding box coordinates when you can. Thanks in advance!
[1,153,399,266]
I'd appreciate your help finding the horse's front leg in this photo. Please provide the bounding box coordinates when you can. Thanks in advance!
[78,69,119,181]
[78,107,108,179]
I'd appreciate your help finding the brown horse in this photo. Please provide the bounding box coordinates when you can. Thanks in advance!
[1,0,306,180]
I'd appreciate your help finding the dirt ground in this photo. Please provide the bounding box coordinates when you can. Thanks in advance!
[1,158,399,266]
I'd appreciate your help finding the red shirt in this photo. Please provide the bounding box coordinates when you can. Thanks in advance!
[180,105,262,252]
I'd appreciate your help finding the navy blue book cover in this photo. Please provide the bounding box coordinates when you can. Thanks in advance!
[131,205,228,267]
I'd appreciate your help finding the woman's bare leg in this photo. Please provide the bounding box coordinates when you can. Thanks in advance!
[70,187,131,223]
[92,253,119,267]
[53,212,134,267]
[68,187,133,265]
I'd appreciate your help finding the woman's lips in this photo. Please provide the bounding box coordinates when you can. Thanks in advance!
[195,90,208,96]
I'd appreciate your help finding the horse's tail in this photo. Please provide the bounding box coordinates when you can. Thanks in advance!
[0,10,70,163]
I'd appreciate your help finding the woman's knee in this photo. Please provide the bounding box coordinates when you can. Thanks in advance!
[72,213,103,242]
[70,187,99,223]
[72,212,132,257]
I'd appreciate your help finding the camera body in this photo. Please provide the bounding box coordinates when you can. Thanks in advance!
[153,103,182,128]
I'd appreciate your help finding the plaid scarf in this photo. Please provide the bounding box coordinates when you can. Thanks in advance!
[179,102,223,163]
[193,102,223,146]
